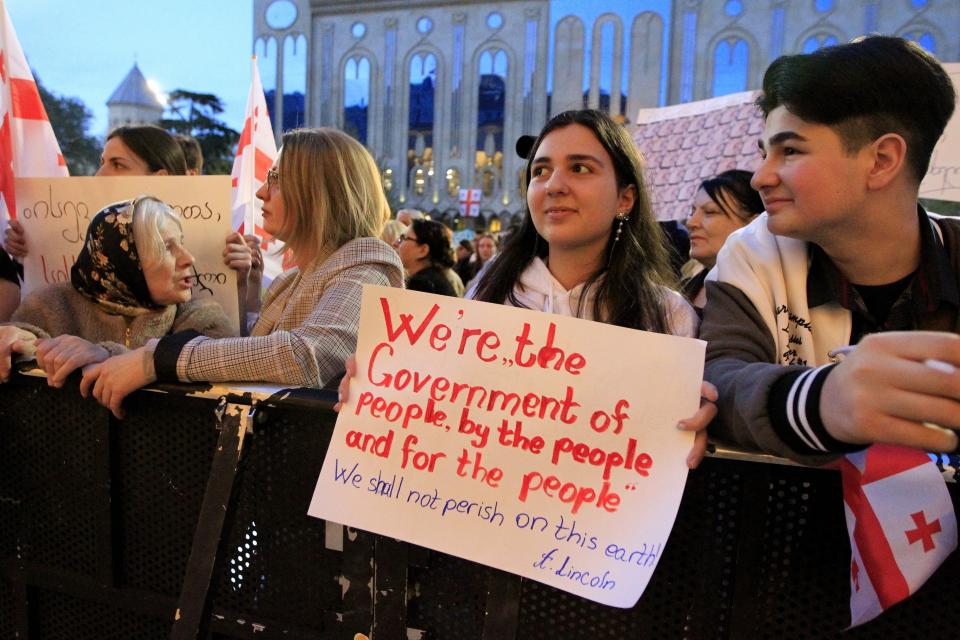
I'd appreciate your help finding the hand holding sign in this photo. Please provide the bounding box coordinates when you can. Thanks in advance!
[311,286,705,607]
[15,176,239,335]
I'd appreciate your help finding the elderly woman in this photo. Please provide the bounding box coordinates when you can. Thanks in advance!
[3,124,257,327]
[82,128,404,418]
[0,197,233,385]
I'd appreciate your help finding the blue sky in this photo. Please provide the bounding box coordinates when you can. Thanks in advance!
[6,0,252,137]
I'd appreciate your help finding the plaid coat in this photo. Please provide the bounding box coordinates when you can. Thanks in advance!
[171,237,403,387]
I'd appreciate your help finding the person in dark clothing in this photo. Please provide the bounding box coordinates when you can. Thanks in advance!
[396,219,456,296]
[0,248,19,321]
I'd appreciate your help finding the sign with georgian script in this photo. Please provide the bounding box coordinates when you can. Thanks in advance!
[308,285,705,607]
[15,176,239,335]
[919,63,960,204]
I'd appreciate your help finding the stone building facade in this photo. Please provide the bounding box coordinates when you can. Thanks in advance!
[253,0,959,224]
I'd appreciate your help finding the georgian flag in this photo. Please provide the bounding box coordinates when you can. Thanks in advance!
[459,188,481,218]
[0,0,69,234]
[230,56,287,279]
[841,444,957,627]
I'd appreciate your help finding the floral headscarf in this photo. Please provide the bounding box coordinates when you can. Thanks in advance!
[71,199,161,315]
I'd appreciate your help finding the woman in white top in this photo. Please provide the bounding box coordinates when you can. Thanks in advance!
[345,109,716,466]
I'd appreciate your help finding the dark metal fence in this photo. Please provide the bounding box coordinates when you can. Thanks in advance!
[2,371,958,639]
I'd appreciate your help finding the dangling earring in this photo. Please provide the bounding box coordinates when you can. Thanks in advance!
[608,211,630,266]
[614,212,629,242]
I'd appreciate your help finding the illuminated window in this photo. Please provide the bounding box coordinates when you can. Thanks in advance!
[712,38,749,97]
[343,57,370,144]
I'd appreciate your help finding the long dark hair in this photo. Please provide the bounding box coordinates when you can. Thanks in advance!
[473,109,673,333]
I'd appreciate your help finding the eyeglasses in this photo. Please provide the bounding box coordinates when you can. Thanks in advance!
[396,233,418,244]
[266,167,280,189]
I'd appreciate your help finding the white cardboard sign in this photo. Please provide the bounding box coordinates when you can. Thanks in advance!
[309,285,705,608]
[14,176,239,335]
[919,63,960,204]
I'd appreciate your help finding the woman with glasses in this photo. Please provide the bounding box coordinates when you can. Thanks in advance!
[80,128,404,418]
[0,197,233,385]
[396,219,456,296]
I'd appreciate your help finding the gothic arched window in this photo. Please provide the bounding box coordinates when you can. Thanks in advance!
[712,38,749,97]
[343,57,370,144]
[407,52,437,195]
[476,49,508,197]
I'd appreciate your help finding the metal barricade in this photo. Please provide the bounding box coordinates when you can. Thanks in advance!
[2,370,958,639]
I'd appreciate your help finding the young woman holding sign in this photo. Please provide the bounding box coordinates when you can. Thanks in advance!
[79,128,404,418]
[0,197,233,384]
[340,109,717,467]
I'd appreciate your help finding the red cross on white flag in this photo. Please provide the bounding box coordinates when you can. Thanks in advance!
[230,56,286,279]
[459,188,481,218]
[841,444,957,627]
[0,0,68,234]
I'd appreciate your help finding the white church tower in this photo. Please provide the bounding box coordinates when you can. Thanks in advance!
[106,63,165,133]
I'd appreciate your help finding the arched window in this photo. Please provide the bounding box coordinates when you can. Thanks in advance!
[597,21,616,113]
[476,49,508,197]
[282,34,307,131]
[712,38,749,97]
[904,30,937,55]
[802,34,838,53]
[343,57,370,144]
[407,52,437,196]
[256,37,278,126]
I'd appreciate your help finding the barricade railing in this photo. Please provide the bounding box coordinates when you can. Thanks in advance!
[2,369,958,639]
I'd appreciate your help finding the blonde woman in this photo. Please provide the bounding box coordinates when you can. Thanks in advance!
[82,128,404,417]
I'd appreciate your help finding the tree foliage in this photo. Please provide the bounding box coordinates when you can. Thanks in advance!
[160,90,240,175]
[36,76,101,176]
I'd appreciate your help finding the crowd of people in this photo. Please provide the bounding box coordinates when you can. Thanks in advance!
[1,35,957,468]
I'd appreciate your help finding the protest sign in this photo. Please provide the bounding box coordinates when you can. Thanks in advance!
[309,286,704,608]
[919,63,960,204]
[632,90,762,221]
[15,176,239,335]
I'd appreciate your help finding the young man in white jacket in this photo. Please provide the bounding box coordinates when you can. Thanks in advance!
[701,35,959,463]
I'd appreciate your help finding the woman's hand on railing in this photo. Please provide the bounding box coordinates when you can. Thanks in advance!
[334,354,356,413]
[677,381,718,469]
[0,325,36,381]
[80,342,157,419]
[35,335,109,388]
